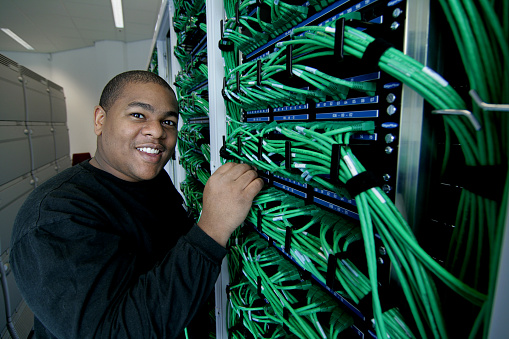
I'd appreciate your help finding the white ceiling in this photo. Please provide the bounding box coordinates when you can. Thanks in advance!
[0,0,164,53]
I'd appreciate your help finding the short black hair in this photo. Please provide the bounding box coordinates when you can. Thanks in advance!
[99,70,176,112]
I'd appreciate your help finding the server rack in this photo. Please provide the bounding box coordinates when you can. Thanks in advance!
[148,1,509,337]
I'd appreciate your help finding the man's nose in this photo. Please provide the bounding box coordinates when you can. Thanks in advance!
[142,120,165,139]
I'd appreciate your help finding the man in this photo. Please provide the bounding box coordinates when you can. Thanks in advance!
[10,70,263,338]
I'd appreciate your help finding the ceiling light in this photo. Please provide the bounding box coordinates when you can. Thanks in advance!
[111,0,124,28]
[1,28,34,50]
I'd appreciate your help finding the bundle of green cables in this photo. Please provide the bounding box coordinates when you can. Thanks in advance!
[246,187,371,304]
[436,0,508,336]
[223,119,485,338]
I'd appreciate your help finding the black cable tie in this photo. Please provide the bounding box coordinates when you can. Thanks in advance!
[257,276,263,298]
[345,170,381,197]
[361,37,393,69]
[286,44,293,78]
[330,144,341,184]
[326,253,337,290]
[334,17,345,62]
[285,226,292,253]
[256,59,262,86]
[236,71,240,92]
[285,140,292,170]
[220,19,224,39]
[257,137,263,160]
[237,135,242,155]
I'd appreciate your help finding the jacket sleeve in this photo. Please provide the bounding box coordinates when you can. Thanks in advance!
[11,215,226,339]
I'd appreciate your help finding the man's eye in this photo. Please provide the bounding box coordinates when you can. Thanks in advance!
[163,120,177,127]
[131,113,144,119]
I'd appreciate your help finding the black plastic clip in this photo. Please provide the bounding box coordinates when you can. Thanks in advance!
[256,59,262,86]
[285,226,292,253]
[257,137,263,160]
[330,144,341,184]
[286,44,293,78]
[219,20,235,52]
[285,141,292,170]
[220,135,235,160]
[235,2,240,26]
[334,18,345,62]
[326,253,338,290]
[221,77,228,100]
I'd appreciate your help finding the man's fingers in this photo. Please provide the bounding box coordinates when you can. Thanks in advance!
[244,177,264,198]
[216,163,255,181]
[236,167,261,190]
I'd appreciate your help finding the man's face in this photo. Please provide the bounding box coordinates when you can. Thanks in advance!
[93,82,178,182]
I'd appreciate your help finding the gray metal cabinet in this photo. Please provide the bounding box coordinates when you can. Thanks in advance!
[0,53,71,338]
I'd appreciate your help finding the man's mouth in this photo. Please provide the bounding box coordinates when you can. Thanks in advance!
[137,147,162,155]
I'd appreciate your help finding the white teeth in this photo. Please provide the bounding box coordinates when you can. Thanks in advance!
[137,147,161,154]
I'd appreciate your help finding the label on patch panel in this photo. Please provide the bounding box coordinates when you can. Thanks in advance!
[314,197,359,220]
[273,182,307,198]
[313,188,356,206]
[274,114,309,121]
[274,175,307,188]
[274,103,309,112]
[351,133,377,140]
[316,96,378,108]
[246,108,270,115]
[247,117,270,122]
[316,110,378,119]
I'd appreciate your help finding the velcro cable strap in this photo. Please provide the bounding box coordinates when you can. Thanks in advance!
[361,37,393,69]
[345,170,381,197]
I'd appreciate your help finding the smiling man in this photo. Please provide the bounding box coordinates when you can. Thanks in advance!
[10,71,263,338]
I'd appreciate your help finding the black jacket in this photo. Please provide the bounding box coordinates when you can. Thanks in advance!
[10,160,226,338]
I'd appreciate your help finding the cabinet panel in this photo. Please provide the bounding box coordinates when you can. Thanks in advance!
[0,63,24,122]
[0,123,31,186]
[28,123,56,169]
[53,124,70,160]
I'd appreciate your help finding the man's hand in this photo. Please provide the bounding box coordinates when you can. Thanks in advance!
[197,163,264,247]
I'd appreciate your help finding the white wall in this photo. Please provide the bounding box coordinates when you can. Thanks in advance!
[1,39,152,157]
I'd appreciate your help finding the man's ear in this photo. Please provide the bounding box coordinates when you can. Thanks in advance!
[93,105,106,136]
